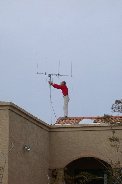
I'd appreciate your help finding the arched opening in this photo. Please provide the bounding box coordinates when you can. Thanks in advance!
[64,157,111,184]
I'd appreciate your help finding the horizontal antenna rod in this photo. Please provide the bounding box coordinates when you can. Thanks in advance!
[37,72,68,77]
[37,72,47,75]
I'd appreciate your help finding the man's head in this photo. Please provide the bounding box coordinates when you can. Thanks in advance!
[60,81,66,85]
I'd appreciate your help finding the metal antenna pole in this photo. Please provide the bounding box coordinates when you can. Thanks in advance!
[48,74,52,100]
[58,60,60,77]
[36,61,72,120]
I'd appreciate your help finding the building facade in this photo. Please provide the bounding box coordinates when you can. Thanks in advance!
[0,102,122,184]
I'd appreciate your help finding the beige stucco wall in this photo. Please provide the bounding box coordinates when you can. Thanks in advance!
[49,125,122,169]
[8,109,50,184]
[0,102,122,184]
[0,108,9,184]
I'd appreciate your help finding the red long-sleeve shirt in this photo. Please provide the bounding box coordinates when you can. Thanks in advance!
[51,83,68,96]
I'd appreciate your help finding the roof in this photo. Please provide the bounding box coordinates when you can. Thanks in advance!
[55,116,122,125]
[0,101,122,127]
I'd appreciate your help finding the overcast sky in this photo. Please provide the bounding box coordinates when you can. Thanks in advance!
[0,0,122,124]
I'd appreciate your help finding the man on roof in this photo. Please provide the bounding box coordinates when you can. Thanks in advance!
[48,81,69,118]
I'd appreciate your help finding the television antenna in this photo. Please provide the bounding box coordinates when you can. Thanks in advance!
[36,61,72,120]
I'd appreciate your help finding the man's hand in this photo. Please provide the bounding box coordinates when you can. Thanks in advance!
[48,81,53,85]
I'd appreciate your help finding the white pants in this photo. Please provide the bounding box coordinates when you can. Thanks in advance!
[63,95,70,117]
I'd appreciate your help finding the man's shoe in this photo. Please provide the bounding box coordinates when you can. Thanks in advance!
[64,116,68,118]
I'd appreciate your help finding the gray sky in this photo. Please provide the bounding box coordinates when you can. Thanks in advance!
[0,0,122,124]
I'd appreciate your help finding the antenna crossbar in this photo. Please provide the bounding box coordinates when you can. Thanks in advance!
[37,72,68,78]
[37,72,47,75]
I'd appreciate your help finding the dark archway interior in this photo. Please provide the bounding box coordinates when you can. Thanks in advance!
[64,157,110,184]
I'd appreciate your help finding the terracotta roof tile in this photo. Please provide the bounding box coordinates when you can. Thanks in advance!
[55,116,122,125]
[55,117,83,125]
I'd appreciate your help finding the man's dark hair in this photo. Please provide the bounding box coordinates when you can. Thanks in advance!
[62,81,66,85]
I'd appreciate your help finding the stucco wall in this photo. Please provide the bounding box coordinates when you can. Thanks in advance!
[0,108,9,184]
[49,125,122,169]
[0,102,122,184]
[8,109,50,184]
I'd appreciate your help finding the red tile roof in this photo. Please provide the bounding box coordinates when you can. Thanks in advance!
[55,116,122,125]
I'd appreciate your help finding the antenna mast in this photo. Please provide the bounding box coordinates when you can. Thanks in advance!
[36,61,73,120]
[37,71,68,119]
